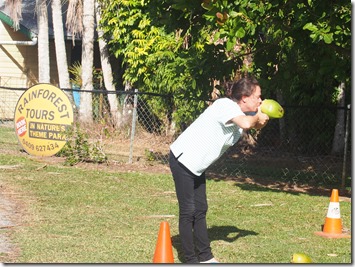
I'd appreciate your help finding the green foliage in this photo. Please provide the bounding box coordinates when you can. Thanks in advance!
[144,148,155,161]
[245,0,351,104]
[98,0,351,133]
[56,123,107,166]
[68,62,82,87]
[96,2,197,130]
[98,0,237,130]
[69,62,104,89]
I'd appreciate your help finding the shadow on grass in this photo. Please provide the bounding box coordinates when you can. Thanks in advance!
[206,173,348,197]
[171,225,258,263]
[232,180,349,197]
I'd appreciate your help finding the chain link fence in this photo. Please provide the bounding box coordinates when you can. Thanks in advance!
[0,86,351,190]
[0,76,26,120]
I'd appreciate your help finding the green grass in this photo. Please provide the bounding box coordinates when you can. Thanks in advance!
[0,125,352,263]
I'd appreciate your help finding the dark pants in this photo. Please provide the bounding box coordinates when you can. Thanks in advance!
[169,151,213,263]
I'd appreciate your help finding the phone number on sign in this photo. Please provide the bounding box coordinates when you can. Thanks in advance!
[22,139,60,152]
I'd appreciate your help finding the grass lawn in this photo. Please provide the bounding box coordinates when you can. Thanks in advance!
[0,125,351,263]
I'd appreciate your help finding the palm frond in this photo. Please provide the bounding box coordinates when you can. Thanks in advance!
[66,0,83,40]
[4,0,22,31]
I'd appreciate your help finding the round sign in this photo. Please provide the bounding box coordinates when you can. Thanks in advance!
[14,83,74,156]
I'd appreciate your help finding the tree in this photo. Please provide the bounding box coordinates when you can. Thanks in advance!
[99,0,350,146]
[331,82,346,155]
[79,0,95,124]
[36,0,50,83]
[51,0,75,105]
[99,0,231,131]
[95,1,122,127]
[203,0,350,156]
[100,0,227,94]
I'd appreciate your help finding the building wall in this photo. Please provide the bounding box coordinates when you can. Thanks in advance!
[0,21,73,119]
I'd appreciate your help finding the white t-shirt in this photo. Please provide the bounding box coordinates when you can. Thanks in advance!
[170,98,244,176]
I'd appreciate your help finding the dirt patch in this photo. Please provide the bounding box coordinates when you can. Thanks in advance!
[0,183,22,262]
[0,195,15,254]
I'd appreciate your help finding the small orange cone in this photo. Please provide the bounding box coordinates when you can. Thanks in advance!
[315,189,350,238]
[153,221,174,263]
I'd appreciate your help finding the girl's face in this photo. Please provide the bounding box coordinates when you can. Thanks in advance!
[241,85,262,112]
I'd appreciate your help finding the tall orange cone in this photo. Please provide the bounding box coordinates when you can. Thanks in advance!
[153,221,174,263]
[315,189,350,238]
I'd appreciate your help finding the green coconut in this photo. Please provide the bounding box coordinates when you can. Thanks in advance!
[261,99,284,119]
[291,253,312,263]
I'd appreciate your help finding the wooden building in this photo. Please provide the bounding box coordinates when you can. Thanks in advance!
[0,0,79,120]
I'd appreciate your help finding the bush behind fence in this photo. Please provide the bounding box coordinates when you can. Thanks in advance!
[0,87,351,189]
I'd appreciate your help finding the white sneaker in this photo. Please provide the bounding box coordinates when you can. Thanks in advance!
[200,257,219,263]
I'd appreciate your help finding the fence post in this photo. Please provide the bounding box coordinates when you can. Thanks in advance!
[129,89,138,163]
[341,104,351,193]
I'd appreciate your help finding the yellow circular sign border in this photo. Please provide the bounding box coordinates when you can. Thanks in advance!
[14,83,74,156]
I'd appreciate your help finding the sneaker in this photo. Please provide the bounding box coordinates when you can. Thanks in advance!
[200,257,219,263]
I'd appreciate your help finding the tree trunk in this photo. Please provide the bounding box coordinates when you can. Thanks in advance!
[51,0,75,106]
[331,82,346,155]
[95,2,122,127]
[36,0,50,83]
[79,0,95,124]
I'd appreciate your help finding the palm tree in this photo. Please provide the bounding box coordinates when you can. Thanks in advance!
[66,0,94,123]
[95,1,121,127]
[51,1,71,90]
[79,0,95,124]
[36,0,50,83]
[51,0,75,105]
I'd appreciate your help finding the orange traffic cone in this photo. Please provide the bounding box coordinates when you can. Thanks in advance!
[153,221,174,263]
[315,189,350,238]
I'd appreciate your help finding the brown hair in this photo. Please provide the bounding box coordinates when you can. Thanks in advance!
[224,76,260,102]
